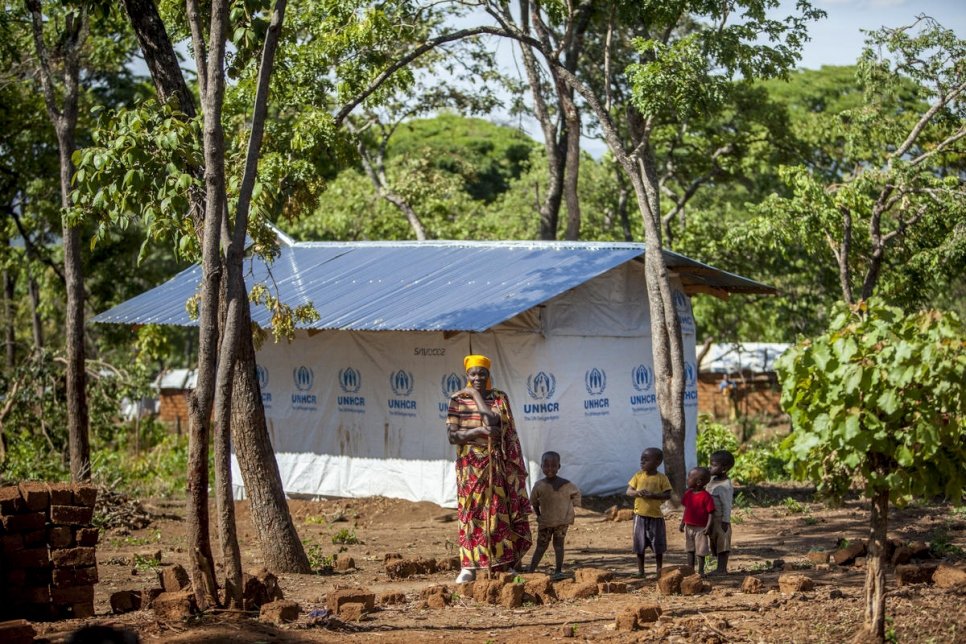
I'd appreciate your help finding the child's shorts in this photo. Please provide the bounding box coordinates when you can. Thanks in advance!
[632,515,667,555]
[709,519,732,555]
[684,525,710,556]
[535,524,569,549]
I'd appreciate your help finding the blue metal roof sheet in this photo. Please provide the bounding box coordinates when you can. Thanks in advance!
[93,240,775,332]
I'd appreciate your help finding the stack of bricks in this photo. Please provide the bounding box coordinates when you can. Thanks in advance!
[0,482,99,620]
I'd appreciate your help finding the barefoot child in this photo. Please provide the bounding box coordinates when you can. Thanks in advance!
[528,451,581,578]
[679,466,715,575]
[706,450,736,575]
[626,447,672,577]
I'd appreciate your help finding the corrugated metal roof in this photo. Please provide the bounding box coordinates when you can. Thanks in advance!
[93,240,775,332]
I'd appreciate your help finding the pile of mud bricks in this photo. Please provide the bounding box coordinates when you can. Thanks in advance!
[0,482,99,620]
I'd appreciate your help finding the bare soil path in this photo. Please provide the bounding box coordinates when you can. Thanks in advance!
[29,491,966,643]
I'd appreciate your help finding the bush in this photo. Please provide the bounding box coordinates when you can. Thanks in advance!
[696,414,738,465]
[731,438,793,485]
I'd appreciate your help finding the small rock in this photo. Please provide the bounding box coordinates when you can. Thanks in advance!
[741,576,764,594]
[152,590,198,620]
[891,545,913,566]
[636,603,663,623]
[339,602,366,622]
[778,573,814,594]
[500,583,524,608]
[806,551,829,565]
[260,600,301,624]
[157,564,190,592]
[561,623,578,637]
[556,581,598,600]
[334,556,356,572]
[327,587,376,614]
[771,559,786,570]
[681,574,712,595]
[575,567,612,584]
[895,564,938,586]
[615,610,638,631]
[110,590,143,614]
[931,563,966,589]
[379,591,407,605]
[657,569,684,595]
[831,541,867,566]
[829,588,845,599]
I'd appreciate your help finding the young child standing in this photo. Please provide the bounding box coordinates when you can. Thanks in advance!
[679,466,715,575]
[626,447,672,577]
[706,450,736,575]
[528,451,581,578]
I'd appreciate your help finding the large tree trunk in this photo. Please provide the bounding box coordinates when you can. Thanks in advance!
[863,485,889,643]
[28,0,91,481]
[230,296,310,573]
[59,137,90,481]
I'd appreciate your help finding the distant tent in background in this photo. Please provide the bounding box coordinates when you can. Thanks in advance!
[94,236,774,507]
[697,343,790,421]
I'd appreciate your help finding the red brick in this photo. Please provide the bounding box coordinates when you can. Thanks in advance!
[76,527,100,546]
[23,529,46,547]
[49,526,74,548]
[1,533,24,554]
[70,600,96,619]
[25,567,52,587]
[51,546,96,568]
[51,584,94,604]
[326,588,375,613]
[53,565,98,587]
[17,482,49,512]
[4,567,26,586]
[0,619,36,644]
[47,483,73,505]
[14,547,50,568]
[50,505,94,526]
[110,590,144,614]
[0,486,24,514]
[1,512,46,532]
[153,590,199,620]
[22,585,51,604]
[71,484,98,508]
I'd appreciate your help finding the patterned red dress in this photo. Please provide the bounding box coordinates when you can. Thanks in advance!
[447,389,532,571]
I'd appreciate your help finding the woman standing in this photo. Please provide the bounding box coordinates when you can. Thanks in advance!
[446,354,532,583]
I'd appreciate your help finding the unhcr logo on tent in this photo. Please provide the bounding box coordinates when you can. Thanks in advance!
[291,365,317,410]
[524,371,559,420]
[630,364,657,413]
[439,372,463,417]
[673,290,695,333]
[584,367,610,417]
[388,370,416,417]
[684,361,698,407]
[256,364,271,408]
[337,367,365,413]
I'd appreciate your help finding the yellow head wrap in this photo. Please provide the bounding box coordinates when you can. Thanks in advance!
[464,354,492,390]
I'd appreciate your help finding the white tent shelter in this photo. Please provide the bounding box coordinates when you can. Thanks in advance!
[95,239,774,507]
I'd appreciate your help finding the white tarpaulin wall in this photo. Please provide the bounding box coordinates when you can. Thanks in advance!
[232,262,698,507]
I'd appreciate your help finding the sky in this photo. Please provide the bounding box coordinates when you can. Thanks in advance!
[481,0,966,155]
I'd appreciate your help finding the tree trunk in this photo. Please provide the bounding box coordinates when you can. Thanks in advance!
[27,0,90,482]
[230,294,310,573]
[213,272,243,607]
[3,266,14,368]
[183,0,233,610]
[561,98,581,241]
[27,275,43,352]
[59,137,90,482]
[122,0,306,579]
[863,486,889,643]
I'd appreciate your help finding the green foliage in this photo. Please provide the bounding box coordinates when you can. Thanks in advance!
[695,415,738,465]
[304,542,335,573]
[777,299,966,503]
[731,439,792,485]
[331,528,360,545]
[781,497,809,514]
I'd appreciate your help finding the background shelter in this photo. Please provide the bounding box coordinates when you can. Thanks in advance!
[94,238,774,507]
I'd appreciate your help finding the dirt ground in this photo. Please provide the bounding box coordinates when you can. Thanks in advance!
[29,489,966,643]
